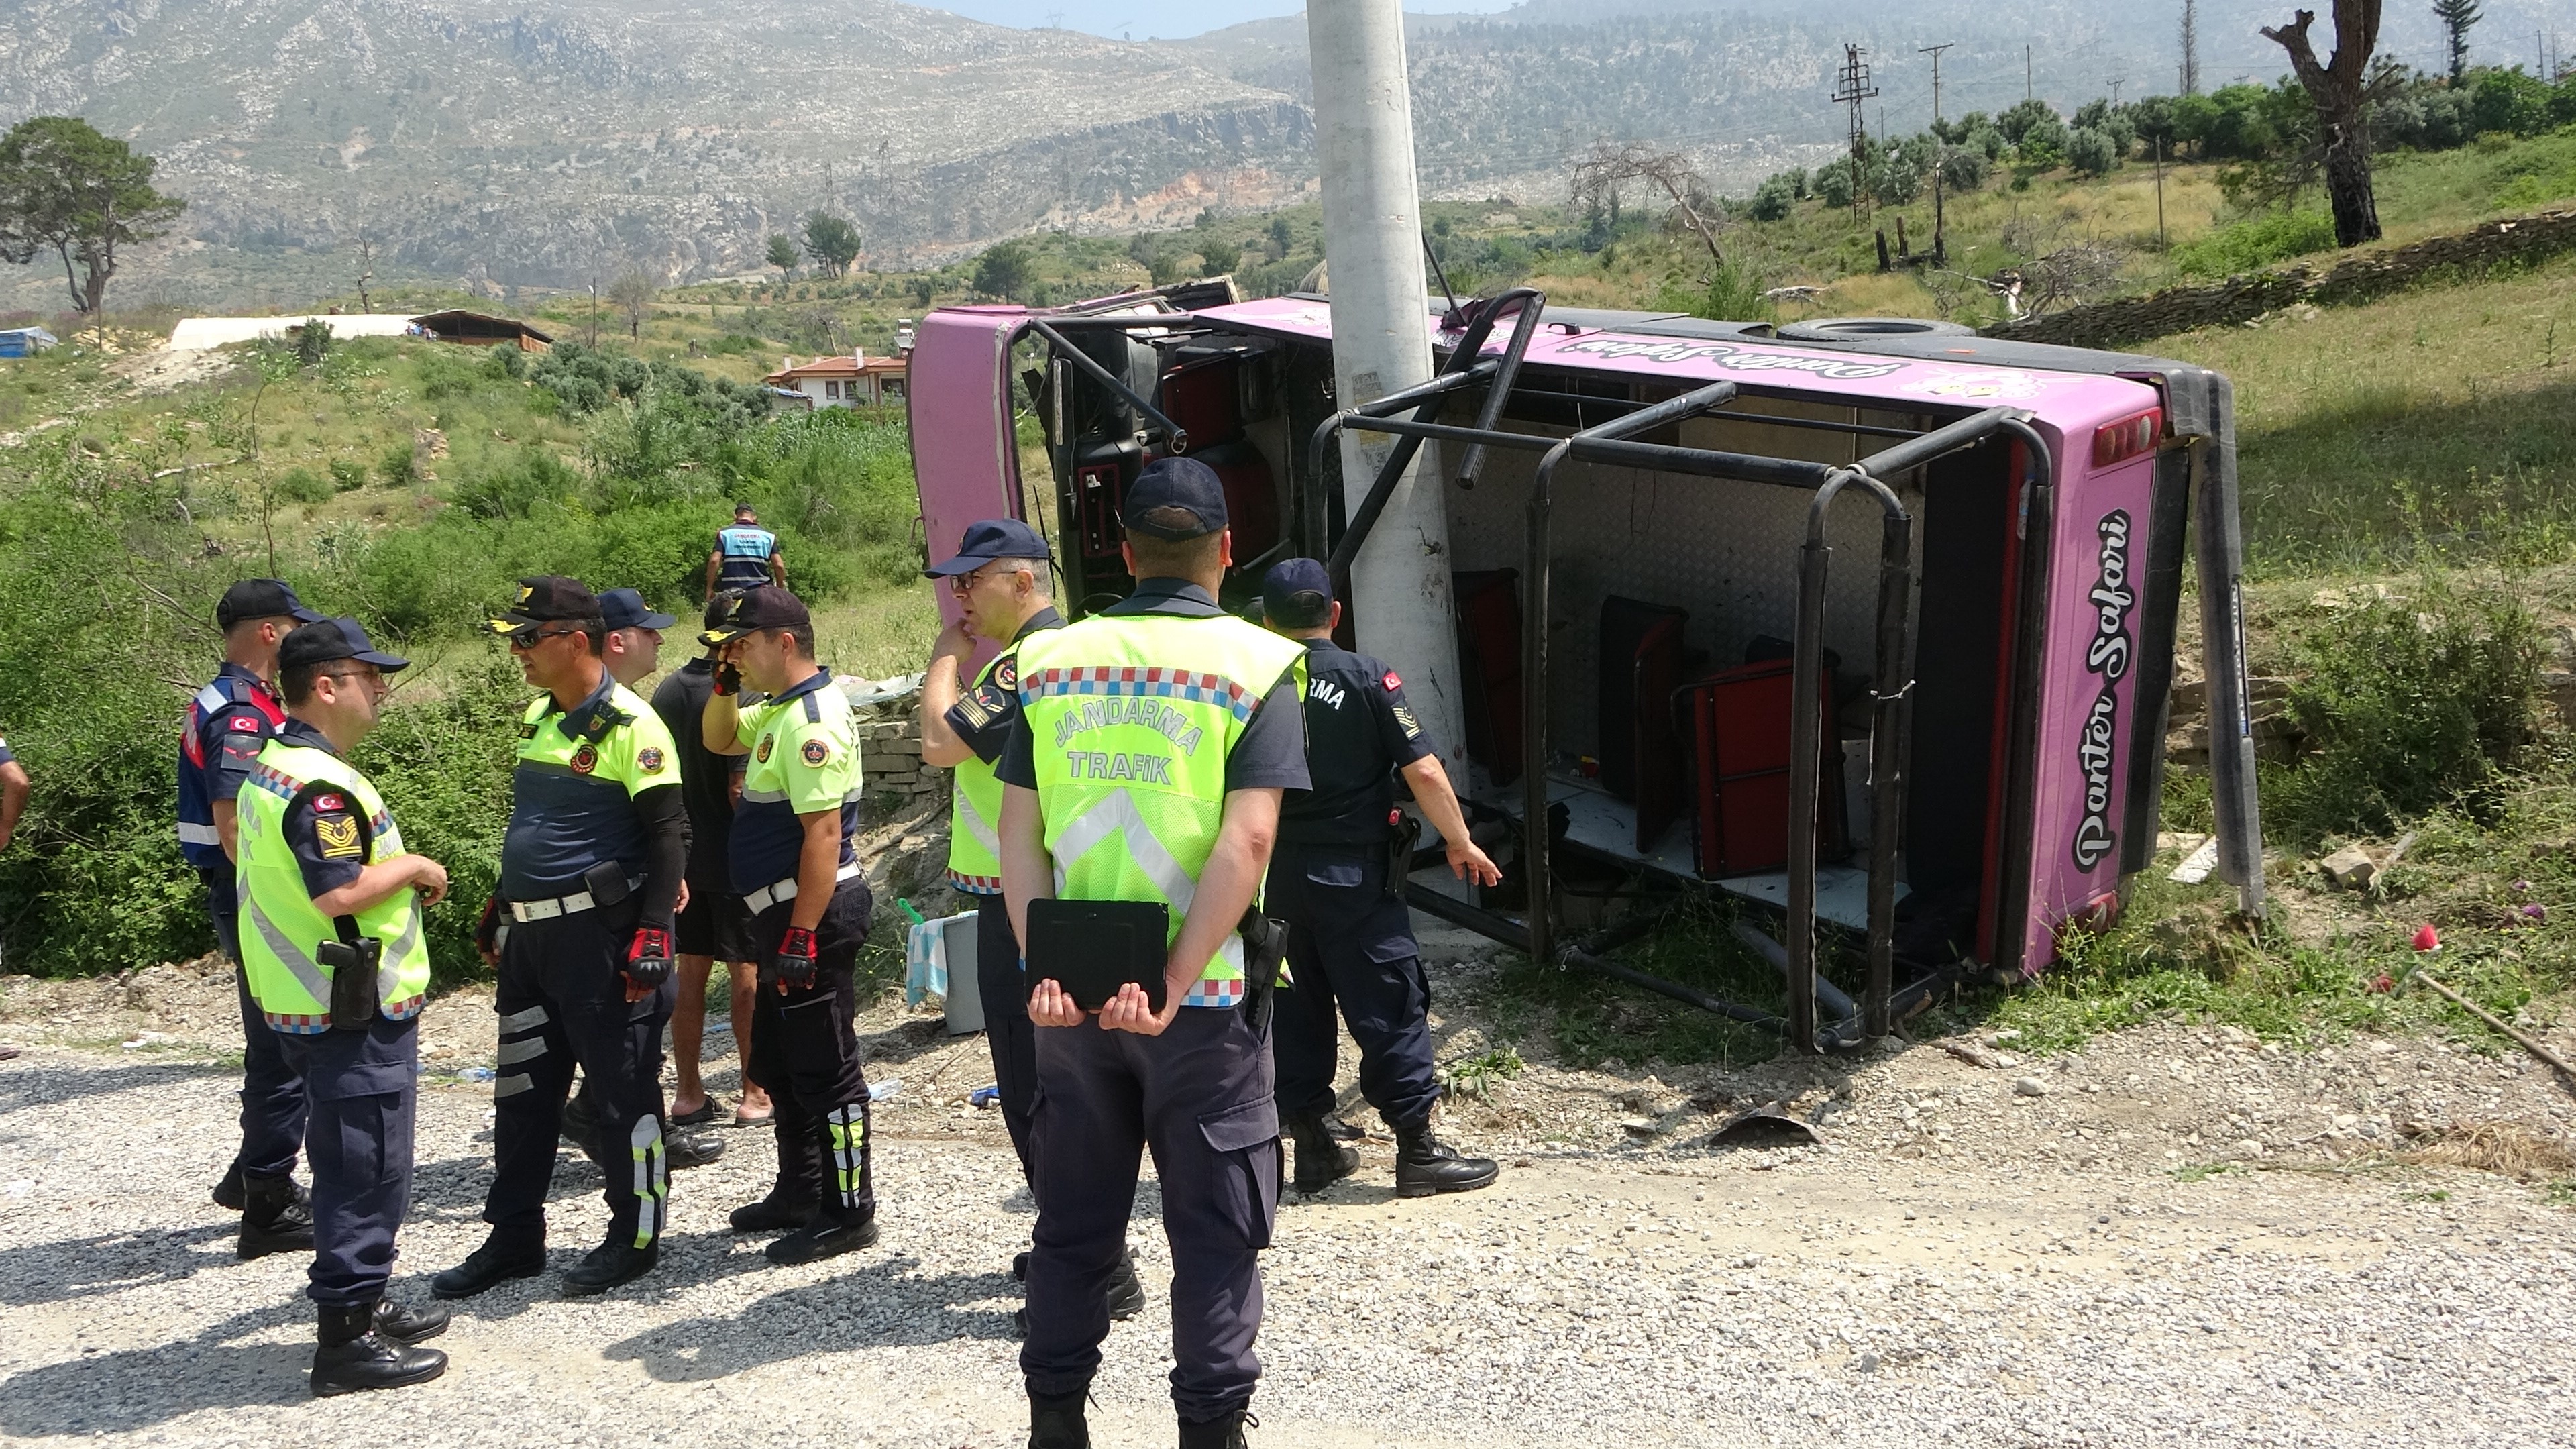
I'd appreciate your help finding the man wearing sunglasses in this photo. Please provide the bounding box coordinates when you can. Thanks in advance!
[921,520,1146,1329]
[435,577,690,1299]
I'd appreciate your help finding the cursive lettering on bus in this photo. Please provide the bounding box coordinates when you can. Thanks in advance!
[2072,509,2133,873]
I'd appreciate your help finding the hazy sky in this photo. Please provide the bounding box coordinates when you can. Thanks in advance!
[922,0,1517,42]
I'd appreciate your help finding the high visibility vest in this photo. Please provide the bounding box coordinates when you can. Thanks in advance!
[946,624,1059,894]
[235,740,431,1034]
[1015,612,1307,1006]
[716,526,777,591]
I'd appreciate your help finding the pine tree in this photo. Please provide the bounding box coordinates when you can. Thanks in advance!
[2433,0,2481,83]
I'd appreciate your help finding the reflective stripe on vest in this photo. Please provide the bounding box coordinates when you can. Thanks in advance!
[946,640,1042,894]
[1014,612,1305,1006]
[234,742,433,1034]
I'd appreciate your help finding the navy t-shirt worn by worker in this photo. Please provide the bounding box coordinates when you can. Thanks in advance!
[1279,637,1437,846]
[501,671,682,899]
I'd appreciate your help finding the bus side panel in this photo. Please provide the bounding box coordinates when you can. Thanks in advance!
[2020,448,2159,972]
[908,309,1027,639]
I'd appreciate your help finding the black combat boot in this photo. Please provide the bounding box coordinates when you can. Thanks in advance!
[237,1172,317,1260]
[430,1232,547,1299]
[563,1236,658,1293]
[1028,1388,1091,1449]
[211,1161,247,1211]
[766,1207,878,1265]
[310,1302,447,1397]
[1177,1408,1255,1449]
[729,1191,817,1233]
[1284,1113,1357,1195]
[1321,1112,1364,1142]
[1393,1120,1499,1199]
[370,1298,449,1344]
[1104,1247,1146,1320]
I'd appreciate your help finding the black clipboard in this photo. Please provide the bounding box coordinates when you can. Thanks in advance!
[1024,898,1169,1013]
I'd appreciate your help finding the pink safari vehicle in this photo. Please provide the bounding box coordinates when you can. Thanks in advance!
[906,284,2264,1053]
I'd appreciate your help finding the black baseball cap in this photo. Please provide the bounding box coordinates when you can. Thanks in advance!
[217,578,322,629]
[486,576,602,635]
[1121,456,1229,541]
[1261,558,1334,627]
[699,585,812,645]
[926,519,1052,578]
[598,588,677,633]
[279,617,409,673]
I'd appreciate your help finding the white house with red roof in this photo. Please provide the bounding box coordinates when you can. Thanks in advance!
[764,350,910,409]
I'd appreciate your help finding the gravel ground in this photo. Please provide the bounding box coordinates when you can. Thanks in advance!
[3,940,2573,1448]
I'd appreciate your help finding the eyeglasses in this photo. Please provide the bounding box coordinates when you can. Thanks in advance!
[947,562,1020,595]
[505,625,584,651]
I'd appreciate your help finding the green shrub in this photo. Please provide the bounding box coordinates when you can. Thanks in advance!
[2268,579,2547,841]
[354,655,521,984]
[273,467,333,504]
[328,458,368,492]
[377,441,417,488]
[2169,209,2339,278]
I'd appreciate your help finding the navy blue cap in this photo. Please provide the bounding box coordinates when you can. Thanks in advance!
[279,616,409,673]
[217,578,323,629]
[926,518,1053,578]
[1261,558,1334,627]
[598,588,676,633]
[1122,456,1228,541]
[700,585,812,645]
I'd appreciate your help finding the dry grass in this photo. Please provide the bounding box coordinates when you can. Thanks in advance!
[2392,1118,2576,1179]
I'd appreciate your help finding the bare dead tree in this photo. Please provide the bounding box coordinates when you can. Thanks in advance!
[1571,142,1726,268]
[2262,3,2385,247]
[353,232,376,313]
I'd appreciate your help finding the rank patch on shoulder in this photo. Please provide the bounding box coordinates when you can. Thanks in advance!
[570,744,599,775]
[756,735,775,763]
[637,747,666,774]
[314,815,363,859]
[802,737,832,765]
[1393,705,1422,738]
[311,793,346,813]
[1383,669,1403,692]
[955,694,992,728]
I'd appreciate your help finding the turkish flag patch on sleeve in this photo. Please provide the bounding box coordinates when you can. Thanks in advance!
[1382,670,1402,692]
[311,793,347,813]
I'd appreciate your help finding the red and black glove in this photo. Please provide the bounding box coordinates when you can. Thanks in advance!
[623,927,673,990]
[476,896,504,958]
[770,926,818,992]
[714,662,743,696]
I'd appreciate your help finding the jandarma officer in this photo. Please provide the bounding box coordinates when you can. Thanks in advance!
[184,578,322,1259]
[1000,457,1310,1449]
[434,577,690,1299]
[234,617,451,1396]
[706,502,786,602]
[1257,559,1502,1199]
[698,586,883,1265]
[919,519,1145,1326]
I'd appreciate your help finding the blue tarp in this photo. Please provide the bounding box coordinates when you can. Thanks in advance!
[0,327,58,358]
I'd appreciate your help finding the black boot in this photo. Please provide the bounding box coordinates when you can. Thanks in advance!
[211,1161,247,1211]
[1028,1388,1091,1449]
[729,1191,816,1234]
[371,1298,449,1344]
[1285,1113,1357,1195]
[310,1302,447,1397]
[430,1232,547,1299]
[1393,1120,1499,1199]
[766,1207,878,1265]
[1105,1248,1146,1320]
[563,1236,659,1294]
[1322,1112,1364,1142]
[1178,1408,1255,1449]
[561,1089,598,1148]
[237,1173,316,1260]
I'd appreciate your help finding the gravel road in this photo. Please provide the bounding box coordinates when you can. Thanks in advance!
[3,967,2572,1449]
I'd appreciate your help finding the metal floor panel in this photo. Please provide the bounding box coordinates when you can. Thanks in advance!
[1476,773,1902,932]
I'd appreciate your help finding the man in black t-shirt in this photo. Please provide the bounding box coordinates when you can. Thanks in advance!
[651,600,769,1127]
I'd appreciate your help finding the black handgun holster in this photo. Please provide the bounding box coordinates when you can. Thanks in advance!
[1237,907,1289,1034]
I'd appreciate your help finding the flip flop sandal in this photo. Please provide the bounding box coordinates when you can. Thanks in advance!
[733,1102,775,1128]
[669,1099,720,1128]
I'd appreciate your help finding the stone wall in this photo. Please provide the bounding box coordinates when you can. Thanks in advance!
[855,688,946,809]
[1984,208,2576,350]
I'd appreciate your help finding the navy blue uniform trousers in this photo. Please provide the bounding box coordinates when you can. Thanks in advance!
[486,898,669,1250]
[747,881,877,1216]
[1022,1005,1279,1421]
[1267,842,1440,1129]
[211,875,307,1181]
[973,890,1038,1179]
[275,1015,417,1307]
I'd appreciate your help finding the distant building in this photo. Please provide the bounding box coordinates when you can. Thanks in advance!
[764,351,909,409]
[0,326,57,358]
[410,310,553,352]
[167,314,417,350]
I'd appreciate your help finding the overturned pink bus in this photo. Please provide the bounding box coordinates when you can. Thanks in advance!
[906,285,2264,1053]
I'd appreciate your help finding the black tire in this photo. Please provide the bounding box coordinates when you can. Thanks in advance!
[1776,317,1976,341]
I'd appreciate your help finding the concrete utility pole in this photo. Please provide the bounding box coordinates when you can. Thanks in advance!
[1923,42,1953,262]
[1305,0,1467,777]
